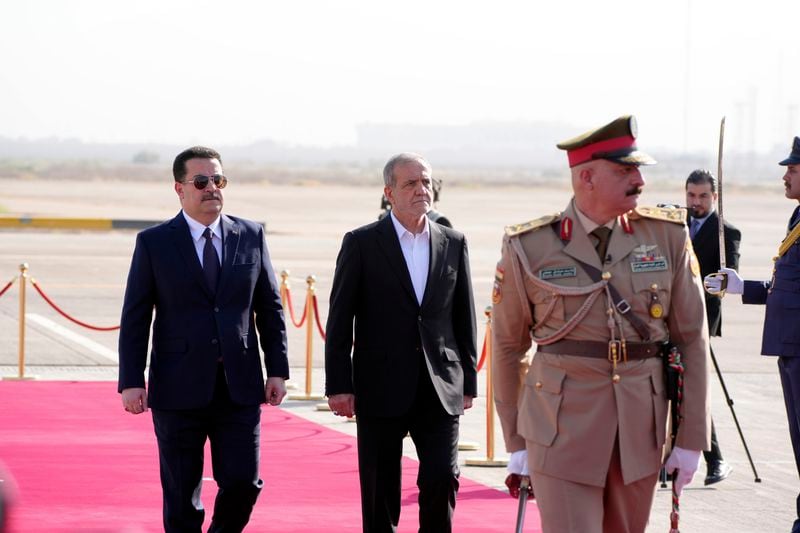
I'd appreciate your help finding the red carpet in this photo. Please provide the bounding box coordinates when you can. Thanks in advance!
[0,381,540,532]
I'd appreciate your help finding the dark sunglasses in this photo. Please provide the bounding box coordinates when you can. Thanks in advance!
[185,174,228,190]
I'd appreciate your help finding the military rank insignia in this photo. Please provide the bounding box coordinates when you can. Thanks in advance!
[492,265,505,304]
[629,244,668,273]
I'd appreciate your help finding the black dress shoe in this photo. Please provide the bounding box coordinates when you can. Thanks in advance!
[704,460,732,486]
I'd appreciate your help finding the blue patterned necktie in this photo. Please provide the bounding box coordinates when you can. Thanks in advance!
[203,227,220,292]
[690,219,700,239]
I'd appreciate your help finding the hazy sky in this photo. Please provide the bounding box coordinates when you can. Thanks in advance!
[3,1,799,154]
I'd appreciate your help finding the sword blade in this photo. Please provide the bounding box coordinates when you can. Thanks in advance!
[718,116,726,270]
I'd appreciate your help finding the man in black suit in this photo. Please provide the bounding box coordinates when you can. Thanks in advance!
[686,169,742,485]
[118,146,289,532]
[325,153,477,533]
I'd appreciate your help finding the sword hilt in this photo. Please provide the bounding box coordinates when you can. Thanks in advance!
[703,271,727,298]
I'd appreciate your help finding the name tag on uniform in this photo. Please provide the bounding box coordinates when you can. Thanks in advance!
[631,259,668,273]
[539,266,577,280]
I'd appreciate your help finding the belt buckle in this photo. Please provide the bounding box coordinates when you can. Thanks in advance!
[608,340,628,368]
[615,299,632,314]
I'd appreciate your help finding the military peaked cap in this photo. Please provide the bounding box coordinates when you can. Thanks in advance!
[557,115,656,168]
[779,136,800,166]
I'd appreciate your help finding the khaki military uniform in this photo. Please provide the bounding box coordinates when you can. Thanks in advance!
[493,199,711,532]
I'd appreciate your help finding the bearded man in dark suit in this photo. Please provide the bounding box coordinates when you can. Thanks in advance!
[686,168,742,485]
[325,153,477,533]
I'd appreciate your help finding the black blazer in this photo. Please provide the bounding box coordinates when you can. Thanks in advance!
[324,215,477,417]
[118,212,289,409]
[690,211,741,336]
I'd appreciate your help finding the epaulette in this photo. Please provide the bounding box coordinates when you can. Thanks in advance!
[627,205,686,225]
[504,212,562,236]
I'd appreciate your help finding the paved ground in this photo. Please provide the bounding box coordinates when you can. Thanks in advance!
[1,178,798,532]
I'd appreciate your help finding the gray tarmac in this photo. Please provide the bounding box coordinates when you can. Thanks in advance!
[0,178,798,532]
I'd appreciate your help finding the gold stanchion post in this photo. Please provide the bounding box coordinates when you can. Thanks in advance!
[279,270,298,391]
[4,263,35,381]
[466,306,506,466]
[290,275,324,400]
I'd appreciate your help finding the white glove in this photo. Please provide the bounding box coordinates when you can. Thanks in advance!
[663,446,701,495]
[508,449,529,476]
[703,267,743,295]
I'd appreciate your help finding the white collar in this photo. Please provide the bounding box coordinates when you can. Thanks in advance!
[182,211,222,242]
[389,211,430,240]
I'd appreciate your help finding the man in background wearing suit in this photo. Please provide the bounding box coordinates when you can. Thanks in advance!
[325,153,477,533]
[118,146,289,532]
[686,169,742,485]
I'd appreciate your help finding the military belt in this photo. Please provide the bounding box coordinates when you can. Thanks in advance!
[538,340,661,360]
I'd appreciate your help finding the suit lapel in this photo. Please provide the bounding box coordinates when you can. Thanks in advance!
[375,215,419,305]
[692,212,718,249]
[168,212,215,300]
[216,215,241,297]
[421,222,447,309]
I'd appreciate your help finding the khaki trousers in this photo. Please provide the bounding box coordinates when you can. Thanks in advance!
[530,441,659,533]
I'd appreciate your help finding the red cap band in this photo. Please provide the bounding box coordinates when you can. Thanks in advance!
[567,135,636,167]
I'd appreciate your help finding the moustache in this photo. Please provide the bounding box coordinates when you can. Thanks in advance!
[202,193,221,201]
[625,187,643,197]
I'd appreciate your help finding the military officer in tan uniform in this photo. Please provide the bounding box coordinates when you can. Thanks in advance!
[492,116,711,533]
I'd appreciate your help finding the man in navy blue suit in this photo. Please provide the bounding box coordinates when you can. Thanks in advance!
[118,146,289,532]
[706,136,800,532]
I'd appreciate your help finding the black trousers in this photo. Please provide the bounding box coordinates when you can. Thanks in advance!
[703,346,725,466]
[152,365,263,533]
[778,356,800,533]
[355,370,460,533]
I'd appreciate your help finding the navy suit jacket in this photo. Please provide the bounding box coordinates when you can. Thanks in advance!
[324,215,478,417]
[743,206,800,356]
[118,211,289,409]
[689,211,741,336]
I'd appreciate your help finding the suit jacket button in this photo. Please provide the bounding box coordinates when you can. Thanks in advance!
[214,307,220,312]
[211,338,218,345]
[535,381,543,390]
[418,316,422,322]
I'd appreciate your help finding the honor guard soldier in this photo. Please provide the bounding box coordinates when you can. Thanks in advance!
[706,136,800,533]
[492,115,711,533]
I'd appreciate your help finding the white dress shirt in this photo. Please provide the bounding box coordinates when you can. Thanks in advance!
[390,212,430,305]
[182,211,222,266]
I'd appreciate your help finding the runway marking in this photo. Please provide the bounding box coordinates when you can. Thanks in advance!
[26,313,119,363]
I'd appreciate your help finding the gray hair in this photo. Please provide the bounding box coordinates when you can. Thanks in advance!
[382,152,432,187]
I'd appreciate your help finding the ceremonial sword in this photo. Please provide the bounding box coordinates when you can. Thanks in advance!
[705,117,728,296]
[717,117,727,277]
[702,117,763,481]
